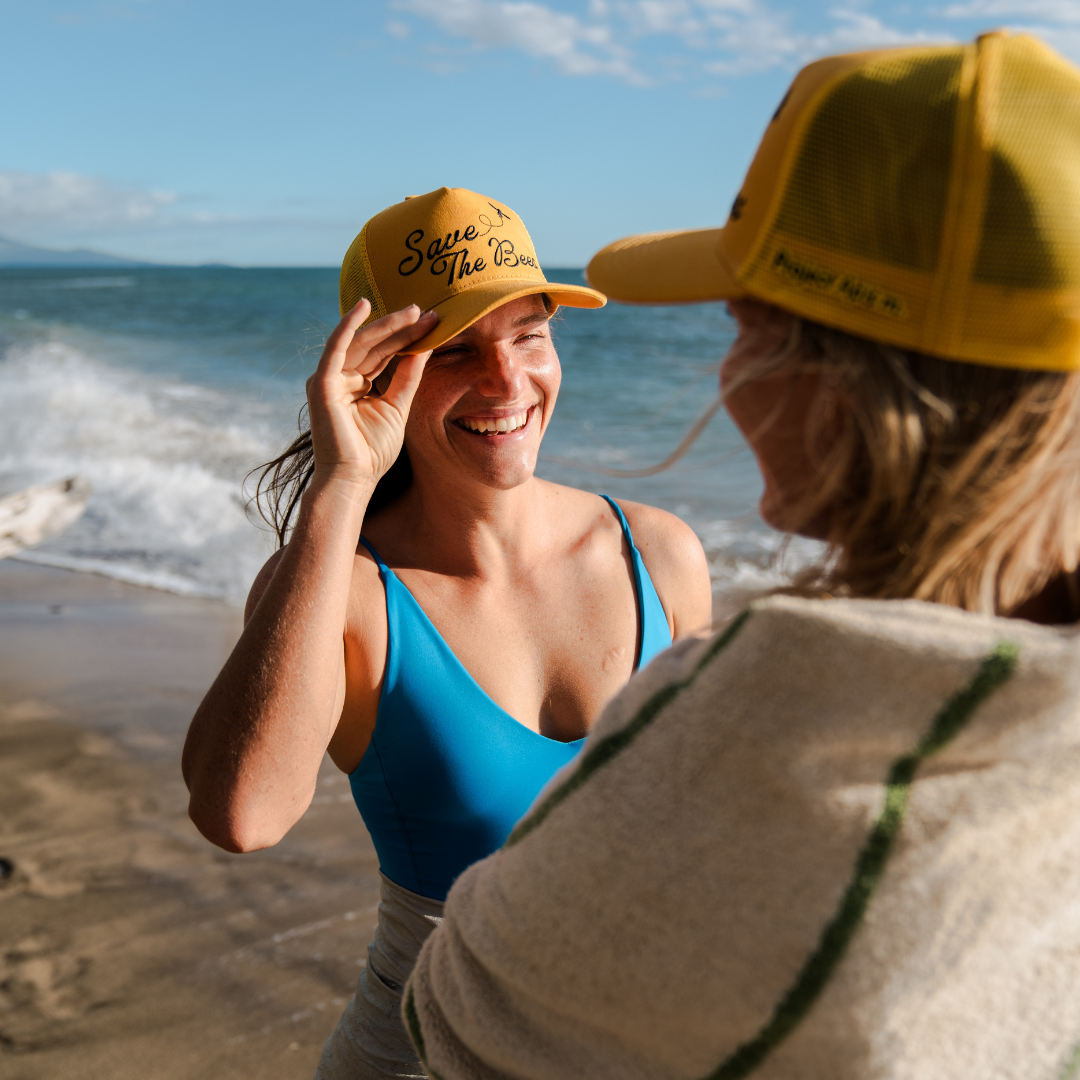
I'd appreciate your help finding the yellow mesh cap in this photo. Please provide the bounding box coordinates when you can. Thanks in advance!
[587,32,1080,372]
[339,222,387,325]
[340,188,605,353]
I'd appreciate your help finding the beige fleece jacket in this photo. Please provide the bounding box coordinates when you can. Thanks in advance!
[405,596,1080,1080]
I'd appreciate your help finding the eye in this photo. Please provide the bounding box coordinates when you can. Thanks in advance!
[432,344,468,361]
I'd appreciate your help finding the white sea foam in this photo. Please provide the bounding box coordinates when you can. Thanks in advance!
[0,330,812,608]
[37,276,136,290]
[0,339,279,603]
[696,517,825,594]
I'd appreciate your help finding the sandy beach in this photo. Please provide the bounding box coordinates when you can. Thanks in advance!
[0,557,739,1080]
[0,561,384,1080]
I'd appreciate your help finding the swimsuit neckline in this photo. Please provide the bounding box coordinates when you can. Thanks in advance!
[378,563,587,748]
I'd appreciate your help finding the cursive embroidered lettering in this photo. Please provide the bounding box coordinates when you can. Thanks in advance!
[772,248,836,288]
[771,248,905,318]
[426,225,480,262]
[428,247,490,286]
[399,230,425,276]
[397,210,530,280]
[489,237,538,270]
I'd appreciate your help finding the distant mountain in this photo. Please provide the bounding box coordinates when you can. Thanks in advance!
[0,235,153,268]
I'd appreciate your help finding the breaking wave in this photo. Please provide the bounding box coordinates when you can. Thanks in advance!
[0,339,280,603]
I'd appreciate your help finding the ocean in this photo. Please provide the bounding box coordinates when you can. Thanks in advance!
[0,266,820,604]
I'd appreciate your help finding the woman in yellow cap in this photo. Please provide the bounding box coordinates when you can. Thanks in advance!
[181,187,713,1077]
[405,35,1080,1079]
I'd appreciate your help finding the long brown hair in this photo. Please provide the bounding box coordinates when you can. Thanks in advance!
[728,300,1080,616]
[249,418,413,548]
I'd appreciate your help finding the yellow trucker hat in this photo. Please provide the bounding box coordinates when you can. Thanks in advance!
[341,187,605,353]
[587,32,1080,372]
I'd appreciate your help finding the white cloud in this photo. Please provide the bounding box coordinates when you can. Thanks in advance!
[823,10,937,48]
[389,0,1080,85]
[936,0,1080,64]
[941,0,1080,20]
[0,170,361,263]
[0,171,313,252]
[0,172,177,236]
[393,0,646,81]
[391,0,938,84]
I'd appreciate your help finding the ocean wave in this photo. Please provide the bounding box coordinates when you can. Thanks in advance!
[0,338,278,603]
[34,276,137,290]
[697,518,825,592]
[0,334,812,608]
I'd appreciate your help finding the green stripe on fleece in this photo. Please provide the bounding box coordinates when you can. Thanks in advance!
[404,985,445,1080]
[1056,1041,1080,1080]
[705,640,1020,1080]
[506,608,753,849]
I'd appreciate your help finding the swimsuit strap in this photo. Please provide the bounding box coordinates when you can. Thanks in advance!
[600,493,646,646]
[358,535,390,574]
[600,494,637,554]
[599,494,672,671]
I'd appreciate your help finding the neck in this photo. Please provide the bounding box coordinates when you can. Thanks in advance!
[376,468,554,577]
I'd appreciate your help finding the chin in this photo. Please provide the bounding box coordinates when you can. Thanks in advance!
[758,493,787,532]
[759,493,802,536]
[475,459,538,491]
[760,495,832,541]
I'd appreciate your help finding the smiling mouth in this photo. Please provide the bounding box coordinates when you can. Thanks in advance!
[455,408,532,436]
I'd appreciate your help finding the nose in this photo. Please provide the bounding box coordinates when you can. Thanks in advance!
[474,341,530,401]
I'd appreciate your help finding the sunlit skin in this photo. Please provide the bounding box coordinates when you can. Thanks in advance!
[721,300,1080,624]
[720,299,830,537]
[402,303,561,496]
[182,295,714,853]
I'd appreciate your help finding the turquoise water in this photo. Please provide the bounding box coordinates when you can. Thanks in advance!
[0,266,814,602]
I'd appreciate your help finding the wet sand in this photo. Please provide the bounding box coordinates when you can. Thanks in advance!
[0,560,738,1079]
[0,561,382,1080]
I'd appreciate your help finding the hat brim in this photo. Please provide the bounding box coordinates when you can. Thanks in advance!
[584,227,743,305]
[400,279,606,354]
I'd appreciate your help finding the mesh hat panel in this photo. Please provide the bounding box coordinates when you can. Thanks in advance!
[773,53,962,273]
[339,223,388,323]
[973,39,1080,289]
[588,32,1080,370]
[956,37,1080,369]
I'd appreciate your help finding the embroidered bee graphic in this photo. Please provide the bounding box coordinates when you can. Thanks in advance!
[477,203,513,236]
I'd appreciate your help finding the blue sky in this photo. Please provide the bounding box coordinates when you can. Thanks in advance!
[2,0,1078,265]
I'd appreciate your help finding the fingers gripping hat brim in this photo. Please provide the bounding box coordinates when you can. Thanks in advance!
[399,280,606,354]
[585,228,743,305]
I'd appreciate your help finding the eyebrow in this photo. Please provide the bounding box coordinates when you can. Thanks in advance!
[438,309,550,348]
[512,310,551,328]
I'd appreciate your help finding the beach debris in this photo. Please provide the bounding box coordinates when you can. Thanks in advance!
[0,857,13,880]
[0,476,91,559]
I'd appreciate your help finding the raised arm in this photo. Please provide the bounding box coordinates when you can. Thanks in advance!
[181,301,437,853]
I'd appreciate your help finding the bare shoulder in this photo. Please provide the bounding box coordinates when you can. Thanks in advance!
[611,498,713,638]
[612,498,700,556]
[244,547,288,624]
[243,540,386,627]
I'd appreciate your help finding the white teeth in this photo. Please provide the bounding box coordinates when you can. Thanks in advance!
[460,411,529,435]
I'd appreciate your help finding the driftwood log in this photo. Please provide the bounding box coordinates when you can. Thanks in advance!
[0,476,92,559]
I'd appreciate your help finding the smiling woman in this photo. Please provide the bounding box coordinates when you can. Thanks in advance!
[179,187,713,1079]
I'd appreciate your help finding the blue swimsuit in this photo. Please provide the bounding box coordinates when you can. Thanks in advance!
[350,495,672,901]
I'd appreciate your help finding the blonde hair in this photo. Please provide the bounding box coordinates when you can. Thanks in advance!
[728,300,1080,617]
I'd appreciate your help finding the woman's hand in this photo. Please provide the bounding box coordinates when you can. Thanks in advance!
[306,300,439,490]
